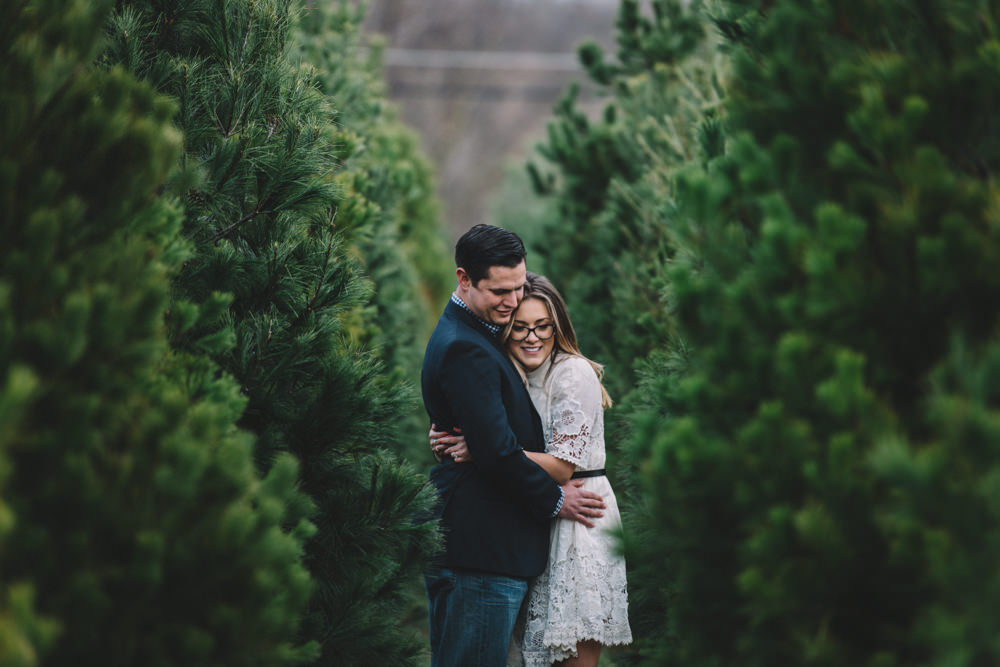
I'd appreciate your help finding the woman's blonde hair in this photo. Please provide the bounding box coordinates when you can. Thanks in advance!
[503,272,613,408]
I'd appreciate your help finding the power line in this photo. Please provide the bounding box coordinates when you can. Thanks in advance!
[388,80,587,101]
[380,48,582,72]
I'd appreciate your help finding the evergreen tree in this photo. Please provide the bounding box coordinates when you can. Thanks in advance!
[512,0,725,400]
[1,0,314,663]
[494,4,727,659]
[293,0,453,463]
[292,3,454,644]
[101,1,439,663]
[0,371,56,667]
[624,0,1000,664]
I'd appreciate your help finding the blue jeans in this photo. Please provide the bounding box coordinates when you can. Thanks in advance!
[425,566,529,667]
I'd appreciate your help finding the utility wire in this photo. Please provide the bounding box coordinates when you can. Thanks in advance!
[380,48,582,71]
[388,81,584,101]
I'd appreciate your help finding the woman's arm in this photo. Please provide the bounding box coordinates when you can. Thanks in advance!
[538,356,601,480]
[523,451,575,485]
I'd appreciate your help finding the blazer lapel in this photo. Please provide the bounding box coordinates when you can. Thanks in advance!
[446,301,506,353]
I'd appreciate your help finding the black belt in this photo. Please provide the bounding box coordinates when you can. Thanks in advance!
[571,468,605,479]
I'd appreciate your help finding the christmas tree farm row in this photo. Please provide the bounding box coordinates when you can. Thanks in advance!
[1,0,449,664]
[503,0,1000,664]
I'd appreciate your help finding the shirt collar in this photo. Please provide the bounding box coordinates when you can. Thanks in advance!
[451,293,502,336]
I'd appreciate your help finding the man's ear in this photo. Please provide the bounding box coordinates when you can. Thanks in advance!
[456,267,472,291]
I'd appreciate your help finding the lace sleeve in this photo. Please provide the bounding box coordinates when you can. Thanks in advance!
[546,357,601,466]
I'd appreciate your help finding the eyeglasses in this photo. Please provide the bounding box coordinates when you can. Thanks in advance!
[509,323,554,341]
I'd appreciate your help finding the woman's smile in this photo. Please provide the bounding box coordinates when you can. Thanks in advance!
[506,297,556,372]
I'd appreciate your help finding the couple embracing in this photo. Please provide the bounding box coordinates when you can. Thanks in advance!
[421,224,632,667]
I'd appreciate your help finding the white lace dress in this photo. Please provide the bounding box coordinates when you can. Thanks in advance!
[511,354,632,666]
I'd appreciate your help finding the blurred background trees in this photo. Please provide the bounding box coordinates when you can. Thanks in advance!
[500,0,727,400]
[362,0,619,237]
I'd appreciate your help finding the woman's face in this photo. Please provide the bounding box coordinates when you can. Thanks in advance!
[506,297,556,372]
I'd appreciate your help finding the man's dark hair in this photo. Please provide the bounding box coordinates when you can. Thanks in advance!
[454,224,526,285]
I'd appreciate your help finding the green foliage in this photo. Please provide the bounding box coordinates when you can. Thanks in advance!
[511,0,727,401]
[492,4,728,662]
[503,0,1000,663]
[1,0,314,663]
[0,369,56,667]
[623,0,1000,664]
[100,1,440,663]
[293,0,453,465]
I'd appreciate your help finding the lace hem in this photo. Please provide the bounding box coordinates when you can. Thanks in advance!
[518,541,631,666]
[521,623,633,667]
[548,451,580,467]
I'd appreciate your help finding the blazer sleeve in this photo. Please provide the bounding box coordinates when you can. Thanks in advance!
[439,340,561,520]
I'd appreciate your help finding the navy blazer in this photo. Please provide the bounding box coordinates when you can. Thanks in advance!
[421,300,562,578]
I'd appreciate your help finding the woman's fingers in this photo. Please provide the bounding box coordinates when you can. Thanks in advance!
[443,443,471,463]
[428,424,467,459]
[429,432,452,448]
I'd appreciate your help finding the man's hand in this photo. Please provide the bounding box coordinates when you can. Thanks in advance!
[557,480,605,528]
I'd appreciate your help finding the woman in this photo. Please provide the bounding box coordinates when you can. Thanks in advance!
[431,273,632,667]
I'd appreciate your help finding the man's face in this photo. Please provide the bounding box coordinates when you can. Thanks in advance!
[458,260,526,327]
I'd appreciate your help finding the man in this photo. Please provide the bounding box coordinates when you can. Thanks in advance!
[421,224,605,666]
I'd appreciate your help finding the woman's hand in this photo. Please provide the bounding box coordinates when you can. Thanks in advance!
[429,424,472,463]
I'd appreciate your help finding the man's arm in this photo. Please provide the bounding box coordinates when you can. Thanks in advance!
[438,342,562,519]
[431,427,605,526]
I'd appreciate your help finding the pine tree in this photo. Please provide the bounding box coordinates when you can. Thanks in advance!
[624,0,1000,664]
[511,0,726,400]
[487,4,729,663]
[293,0,453,463]
[101,1,440,663]
[292,3,454,645]
[1,0,314,664]
[0,370,57,666]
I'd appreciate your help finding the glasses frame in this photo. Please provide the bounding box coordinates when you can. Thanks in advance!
[509,322,555,342]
